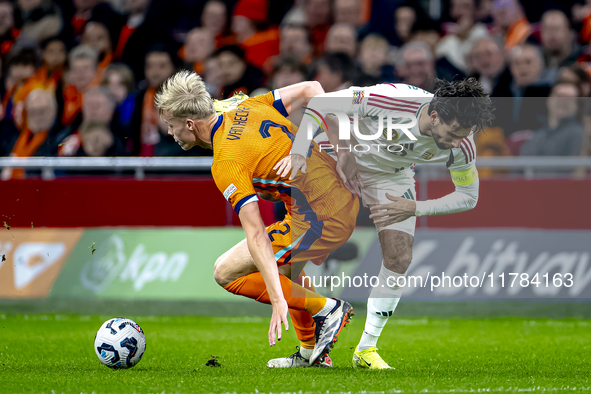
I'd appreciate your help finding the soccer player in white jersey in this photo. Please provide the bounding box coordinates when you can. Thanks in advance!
[270,78,495,369]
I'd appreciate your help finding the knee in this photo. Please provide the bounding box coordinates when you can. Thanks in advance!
[383,248,412,274]
[213,256,231,288]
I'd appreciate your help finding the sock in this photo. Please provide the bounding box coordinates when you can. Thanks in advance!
[359,264,404,349]
[290,269,316,350]
[313,298,336,317]
[299,346,313,359]
[223,272,328,315]
[358,331,379,350]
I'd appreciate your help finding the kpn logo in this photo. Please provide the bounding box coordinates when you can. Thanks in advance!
[303,108,418,153]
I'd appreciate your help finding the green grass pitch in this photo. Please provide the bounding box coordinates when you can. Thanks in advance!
[1,311,590,393]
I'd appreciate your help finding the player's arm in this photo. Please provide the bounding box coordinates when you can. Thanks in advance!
[369,167,479,226]
[276,81,325,117]
[370,139,480,226]
[238,202,289,346]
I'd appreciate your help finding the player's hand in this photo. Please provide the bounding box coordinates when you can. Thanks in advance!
[369,194,416,227]
[336,151,364,196]
[289,154,307,180]
[269,298,289,346]
[273,155,291,178]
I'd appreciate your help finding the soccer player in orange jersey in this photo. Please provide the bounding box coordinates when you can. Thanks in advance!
[155,71,359,367]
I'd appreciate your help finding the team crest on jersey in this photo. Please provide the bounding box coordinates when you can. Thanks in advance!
[381,128,400,141]
[352,90,364,105]
[420,151,435,160]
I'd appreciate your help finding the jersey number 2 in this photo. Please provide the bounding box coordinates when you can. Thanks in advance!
[259,120,294,141]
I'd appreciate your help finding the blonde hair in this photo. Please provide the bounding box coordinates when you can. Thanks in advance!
[155,70,215,120]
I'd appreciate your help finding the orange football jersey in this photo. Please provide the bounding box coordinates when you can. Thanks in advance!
[211,90,348,220]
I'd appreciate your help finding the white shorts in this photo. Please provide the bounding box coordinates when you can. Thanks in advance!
[358,166,417,237]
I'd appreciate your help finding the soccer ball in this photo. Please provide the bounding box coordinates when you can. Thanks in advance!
[94,318,146,369]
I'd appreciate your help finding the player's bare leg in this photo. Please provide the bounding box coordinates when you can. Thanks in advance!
[214,238,352,366]
[353,229,413,370]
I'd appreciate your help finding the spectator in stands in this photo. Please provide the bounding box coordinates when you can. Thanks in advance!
[12,37,66,129]
[61,45,98,127]
[78,121,122,157]
[355,33,396,86]
[181,28,214,75]
[231,0,280,70]
[0,1,18,60]
[316,52,353,92]
[334,0,362,27]
[203,56,223,98]
[519,80,584,157]
[492,0,531,50]
[540,10,580,72]
[324,23,357,59]
[264,24,312,75]
[271,59,307,89]
[15,0,63,44]
[558,64,591,97]
[1,89,57,179]
[437,0,489,74]
[113,0,161,81]
[201,0,234,48]
[214,44,264,97]
[493,44,548,98]
[279,25,312,64]
[395,41,436,92]
[2,48,37,122]
[70,0,101,39]
[101,63,135,104]
[116,44,180,156]
[469,38,506,94]
[82,22,113,85]
[304,0,332,57]
[394,4,417,45]
[56,86,116,156]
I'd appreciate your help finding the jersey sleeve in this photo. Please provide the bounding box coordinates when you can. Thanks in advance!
[448,134,478,187]
[212,160,259,214]
[251,90,289,118]
[291,84,430,157]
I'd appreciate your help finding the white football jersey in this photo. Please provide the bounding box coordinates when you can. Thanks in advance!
[298,83,476,174]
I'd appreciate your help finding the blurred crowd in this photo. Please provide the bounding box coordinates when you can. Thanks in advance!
[1,0,591,179]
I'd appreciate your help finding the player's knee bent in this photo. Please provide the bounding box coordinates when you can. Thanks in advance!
[213,257,233,288]
[383,249,412,275]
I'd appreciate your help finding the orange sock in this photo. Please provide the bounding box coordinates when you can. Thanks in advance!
[223,272,327,315]
[290,270,317,349]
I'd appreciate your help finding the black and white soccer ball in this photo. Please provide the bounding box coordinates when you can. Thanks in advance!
[94,318,146,369]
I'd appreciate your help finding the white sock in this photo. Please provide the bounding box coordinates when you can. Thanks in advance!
[313,298,336,317]
[299,347,313,359]
[358,331,379,350]
[359,264,404,349]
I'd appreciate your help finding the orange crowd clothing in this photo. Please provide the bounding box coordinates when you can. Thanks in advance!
[504,17,531,50]
[61,85,83,126]
[92,52,113,86]
[13,66,62,104]
[177,46,205,74]
[0,28,20,57]
[241,28,280,70]
[8,128,49,178]
[113,25,136,60]
[211,90,358,266]
[581,13,591,44]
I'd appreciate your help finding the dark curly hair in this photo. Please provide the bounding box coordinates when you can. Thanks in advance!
[428,78,495,133]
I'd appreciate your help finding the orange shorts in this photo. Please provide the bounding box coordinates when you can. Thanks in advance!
[266,196,359,266]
